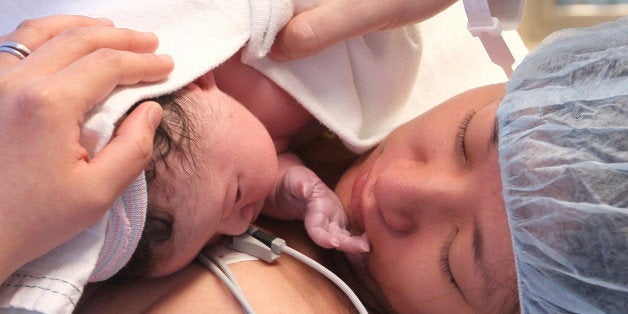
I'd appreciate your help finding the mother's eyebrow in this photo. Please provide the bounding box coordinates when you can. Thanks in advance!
[488,117,499,151]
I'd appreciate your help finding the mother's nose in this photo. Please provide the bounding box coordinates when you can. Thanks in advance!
[373,159,462,232]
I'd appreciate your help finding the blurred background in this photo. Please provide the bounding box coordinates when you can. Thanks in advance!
[518,0,628,48]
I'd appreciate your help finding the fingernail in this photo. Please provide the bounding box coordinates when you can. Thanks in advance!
[141,31,158,41]
[332,239,341,248]
[360,242,370,252]
[158,54,174,64]
[97,17,113,24]
[359,234,370,252]
[269,44,289,62]
[148,103,163,130]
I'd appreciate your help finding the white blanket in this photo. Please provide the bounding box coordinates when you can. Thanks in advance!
[0,1,527,313]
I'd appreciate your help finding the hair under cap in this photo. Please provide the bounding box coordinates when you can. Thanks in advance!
[497,17,627,312]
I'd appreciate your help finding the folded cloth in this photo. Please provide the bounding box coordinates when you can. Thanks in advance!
[0,1,526,313]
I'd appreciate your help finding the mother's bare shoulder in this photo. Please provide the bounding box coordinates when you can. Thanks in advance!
[78,220,353,313]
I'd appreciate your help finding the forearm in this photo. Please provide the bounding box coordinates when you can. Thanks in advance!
[0,220,34,282]
[0,234,18,283]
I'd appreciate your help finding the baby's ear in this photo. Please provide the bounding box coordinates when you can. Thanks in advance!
[192,71,216,90]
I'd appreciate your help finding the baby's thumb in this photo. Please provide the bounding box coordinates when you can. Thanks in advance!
[88,101,162,202]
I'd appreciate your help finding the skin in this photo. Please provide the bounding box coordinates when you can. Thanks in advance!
[0,15,173,282]
[146,0,517,308]
[78,219,355,313]
[147,72,280,277]
[212,51,314,153]
[145,51,366,276]
[270,0,457,61]
[335,83,518,313]
[79,83,518,313]
[213,53,369,253]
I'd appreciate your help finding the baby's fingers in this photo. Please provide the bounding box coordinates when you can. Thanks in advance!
[305,217,370,252]
[336,233,370,253]
[306,225,341,249]
[319,221,370,253]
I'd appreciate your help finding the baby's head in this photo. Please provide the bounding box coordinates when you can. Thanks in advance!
[119,71,279,278]
[115,50,315,278]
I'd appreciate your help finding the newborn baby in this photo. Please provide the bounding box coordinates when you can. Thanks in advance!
[121,51,370,277]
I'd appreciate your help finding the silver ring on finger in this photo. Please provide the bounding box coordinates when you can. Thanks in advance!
[0,41,32,60]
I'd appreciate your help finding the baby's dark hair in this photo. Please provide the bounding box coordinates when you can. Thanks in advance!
[115,92,195,278]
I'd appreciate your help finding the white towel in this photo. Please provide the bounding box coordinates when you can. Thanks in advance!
[0,1,527,313]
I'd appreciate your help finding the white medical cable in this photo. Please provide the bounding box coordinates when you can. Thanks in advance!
[196,253,256,314]
[206,251,242,292]
[228,226,369,314]
[280,245,368,314]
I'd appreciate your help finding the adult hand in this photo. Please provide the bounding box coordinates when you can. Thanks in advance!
[274,166,369,253]
[0,15,174,282]
[269,0,456,61]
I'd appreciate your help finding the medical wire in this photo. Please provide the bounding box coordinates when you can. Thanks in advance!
[206,251,242,293]
[196,253,256,314]
[280,245,368,314]
[204,226,369,313]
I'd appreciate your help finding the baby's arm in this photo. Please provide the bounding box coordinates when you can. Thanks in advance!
[262,153,369,253]
[212,51,367,252]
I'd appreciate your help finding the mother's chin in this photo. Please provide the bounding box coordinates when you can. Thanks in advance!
[335,249,394,313]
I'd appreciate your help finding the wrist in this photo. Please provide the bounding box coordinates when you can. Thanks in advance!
[0,217,37,283]
[0,238,20,283]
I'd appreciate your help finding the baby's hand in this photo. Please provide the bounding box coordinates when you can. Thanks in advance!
[276,166,369,253]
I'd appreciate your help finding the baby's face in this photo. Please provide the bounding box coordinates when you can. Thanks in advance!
[146,72,278,276]
[335,84,518,312]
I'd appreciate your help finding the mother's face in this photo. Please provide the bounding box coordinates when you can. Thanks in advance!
[335,84,518,313]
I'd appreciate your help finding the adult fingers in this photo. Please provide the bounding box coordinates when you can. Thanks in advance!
[269,0,455,61]
[0,15,113,69]
[80,101,162,215]
[43,49,173,117]
[19,26,161,76]
[270,1,379,61]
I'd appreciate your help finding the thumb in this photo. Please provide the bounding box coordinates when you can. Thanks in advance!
[270,1,383,61]
[269,0,456,61]
[88,101,162,200]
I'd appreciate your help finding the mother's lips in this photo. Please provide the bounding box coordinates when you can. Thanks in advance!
[350,169,370,233]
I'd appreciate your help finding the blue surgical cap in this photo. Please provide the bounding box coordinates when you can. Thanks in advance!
[497,17,627,313]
